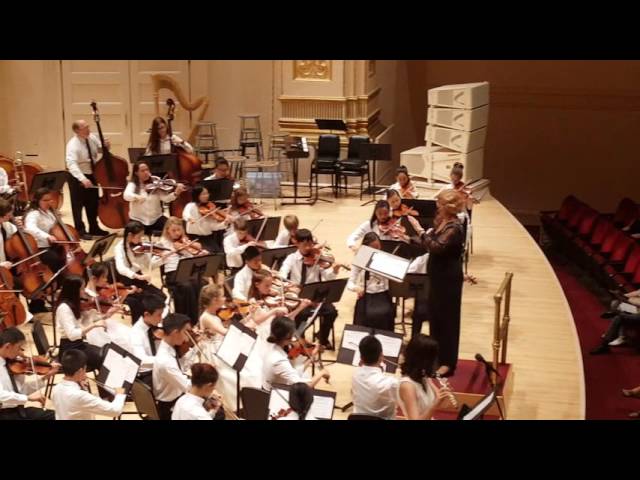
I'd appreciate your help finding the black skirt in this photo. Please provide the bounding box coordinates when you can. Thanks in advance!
[353,291,395,332]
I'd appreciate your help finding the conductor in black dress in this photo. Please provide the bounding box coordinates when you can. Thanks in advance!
[407,190,465,377]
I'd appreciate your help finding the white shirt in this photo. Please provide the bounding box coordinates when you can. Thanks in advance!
[66,133,101,183]
[24,209,57,248]
[347,265,389,294]
[262,343,304,391]
[231,264,256,301]
[0,356,41,409]
[123,182,177,226]
[279,251,336,286]
[183,202,226,236]
[114,240,163,280]
[51,379,126,420]
[274,229,292,247]
[352,365,399,419]
[407,253,429,274]
[224,233,251,269]
[397,376,437,419]
[129,317,160,373]
[152,340,192,402]
[346,220,399,249]
[0,221,17,262]
[203,173,241,191]
[0,167,15,195]
[171,392,216,420]
[389,181,419,198]
[145,135,194,155]
[159,237,194,274]
[56,302,84,342]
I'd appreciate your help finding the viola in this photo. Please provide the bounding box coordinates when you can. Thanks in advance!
[8,355,53,375]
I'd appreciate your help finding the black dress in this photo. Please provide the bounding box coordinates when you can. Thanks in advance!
[417,220,465,372]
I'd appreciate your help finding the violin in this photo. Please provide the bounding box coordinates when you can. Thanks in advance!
[392,204,419,218]
[285,340,317,360]
[399,182,416,199]
[176,328,200,358]
[233,203,264,220]
[80,295,129,315]
[217,301,253,323]
[131,242,172,256]
[8,355,54,375]
[302,244,350,271]
[198,202,228,222]
[261,292,302,311]
[144,176,190,195]
[239,233,267,250]
[96,283,138,304]
[378,217,408,240]
[269,407,293,420]
[172,237,207,257]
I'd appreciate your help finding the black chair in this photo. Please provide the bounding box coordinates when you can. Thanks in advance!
[130,380,160,420]
[240,387,270,420]
[337,135,371,200]
[347,413,385,420]
[309,134,341,202]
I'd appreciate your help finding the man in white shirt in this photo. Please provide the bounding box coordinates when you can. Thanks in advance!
[51,349,126,420]
[65,119,109,239]
[0,328,58,420]
[352,335,399,419]
[231,245,264,301]
[172,362,225,420]
[129,294,166,388]
[279,229,341,348]
[152,313,197,420]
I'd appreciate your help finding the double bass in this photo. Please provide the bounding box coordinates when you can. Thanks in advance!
[165,98,202,218]
[90,101,130,229]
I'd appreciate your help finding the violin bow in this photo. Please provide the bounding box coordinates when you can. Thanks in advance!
[27,340,45,410]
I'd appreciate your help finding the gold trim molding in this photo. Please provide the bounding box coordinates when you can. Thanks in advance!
[294,61,331,81]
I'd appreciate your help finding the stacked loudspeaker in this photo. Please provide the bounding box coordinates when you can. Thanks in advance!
[400,81,489,185]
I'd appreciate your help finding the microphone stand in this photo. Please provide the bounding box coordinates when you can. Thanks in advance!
[478,356,505,420]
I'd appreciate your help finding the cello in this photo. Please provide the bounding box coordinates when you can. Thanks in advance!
[90,101,130,229]
[4,224,54,298]
[49,208,88,276]
[0,266,26,331]
[165,98,202,218]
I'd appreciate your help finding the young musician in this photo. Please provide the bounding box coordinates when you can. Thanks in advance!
[160,216,208,323]
[152,313,198,420]
[114,220,167,323]
[262,316,330,391]
[183,185,229,253]
[0,165,21,200]
[0,327,58,420]
[434,162,475,213]
[351,335,399,419]
[231,245,266,302]
[347,200,407,251]
[203,157,237,185]
[145,117,194,155]
[229,186,264,221]
[65,119,109,239]
[347,232,395,331]
[274,215,299,247]
[280,229,341,348]
[407,190,466,377]
[24,187,66,273]
[51,349,126,420]
[386,188,418,218]
[0,198,18,269]
[129,294,166,387]
[224,218,261,273]
[56,275,106,372]
[389,165,418,199]
[172,363,224,420]
[272,382,316,420]
[397,334,450,420]
[123,161,187,236]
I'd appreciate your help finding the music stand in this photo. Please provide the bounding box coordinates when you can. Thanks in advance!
[138,154,178,178]
[314,119,347,135]
[380,240,416,260]
[127,147,146,164]
[269,383,337,420]
[458,388,499,420]
[201,178,235,203]
[246,217,280,242]
[30,171,68,196]
[96,342,141,400]
[174,254,224,323]
[260,246,296,271]
[360,143,392,206]
[352,245,411,284]
[215,320,258,413]
[402,199,438,229]
[84,233,117,264]
[299,278,348,305]
[389,273,429,329]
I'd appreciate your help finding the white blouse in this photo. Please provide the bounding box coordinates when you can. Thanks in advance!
[0,221,17,262]
[279,251,336,286]
[145,135,194,155]
[24,209,57,248]
[397,376,437,420]
[262,343,304,391]
[182,202,226,236]
[56,302,84,342]
[389,181,419,198]
[346,220,401,249]
[114,239,163,280]
[123,182,177,226]
[223,232,251,269]
[172,392,216,420]
[159,237,194,274]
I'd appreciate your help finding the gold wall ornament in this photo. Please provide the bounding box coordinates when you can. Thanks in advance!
[368,60,376,77]
[294,61,331,80]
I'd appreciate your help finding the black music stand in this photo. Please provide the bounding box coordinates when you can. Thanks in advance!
[138,154,178,178]
[85,233,117,265]
[315,119,347,135]
[389,273,429,332]
[458,388,500,420]
[128,148,146,164]
[280,136,312,206]
[360,143,392,206]
[246,217,280,242]
[201,178,235,204]
[402,199,438,229]
[174,254,224,323]
[260,246,296,271]
[30,171,68,196]
[96,342,141,400]
[380,240,417,260]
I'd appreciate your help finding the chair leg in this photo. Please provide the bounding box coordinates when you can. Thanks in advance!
[360,174,364,201]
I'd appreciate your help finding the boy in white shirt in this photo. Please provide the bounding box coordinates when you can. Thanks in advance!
[129,294,166,388]
[172,363,225,420]
[223,218,261,272]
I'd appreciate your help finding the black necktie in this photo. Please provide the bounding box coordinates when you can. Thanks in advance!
[300,261,307,285]
[85,139,95,174]
[364,270,370,294]
[5,363,19,393]
[147,327,158,356]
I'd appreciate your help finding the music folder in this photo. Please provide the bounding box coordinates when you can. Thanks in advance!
[139,153,178,177]
[96,343,141,398]
[201,178,235,202]
[352,245,411,284]
[261,245,297,271]
[215,320,258,371]
[246,216,281,242]
[337,324,403,374]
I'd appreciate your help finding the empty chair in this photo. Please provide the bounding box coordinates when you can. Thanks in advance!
[610,197,640,229]
[130,380,160,420]
[606,243,640,290]
[310,134,341,202]
[240,387,270,420]
[337,135,371,200]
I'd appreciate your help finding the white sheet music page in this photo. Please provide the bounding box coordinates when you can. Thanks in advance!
[309,394,334,420]
[342,329,370,351]
[374,333,402,358]
[215,325,243,367]
[369,251,407,281]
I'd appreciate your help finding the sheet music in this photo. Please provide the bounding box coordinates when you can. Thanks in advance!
[216,324,256,369]
[463,391,496,420]
[104,358,127,389]
[269,388,290,418]
[102,348,120,372]
[351,348,361,367]
[342,329,370,351]
[374,333,402,358]
[309,394,334,420]
[369,252,407,280]
[123,356,139,384]
[237,331,256,357]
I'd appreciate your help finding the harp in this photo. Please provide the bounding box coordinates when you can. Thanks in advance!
[151,73,210,145]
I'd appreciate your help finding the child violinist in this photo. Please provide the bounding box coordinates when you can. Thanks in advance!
[229,186,264,221]
[223,218,264,273]
[389,165,418,199]
[346,199,408,251]
[183,185,229,253]
[275,215,299,247]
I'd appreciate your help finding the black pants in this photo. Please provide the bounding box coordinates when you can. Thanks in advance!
[116,274,166,324]
[188,231,224,253]
[601,313,640,345]
[295,303,337,345]
[353,291,395,332]
[142,216,168,237]
[69,174,99,233]
[411,298,429,339]
[157,398,178,420]
[0,407,55,420]
[59,338,103,372]
[165,270,200,325]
